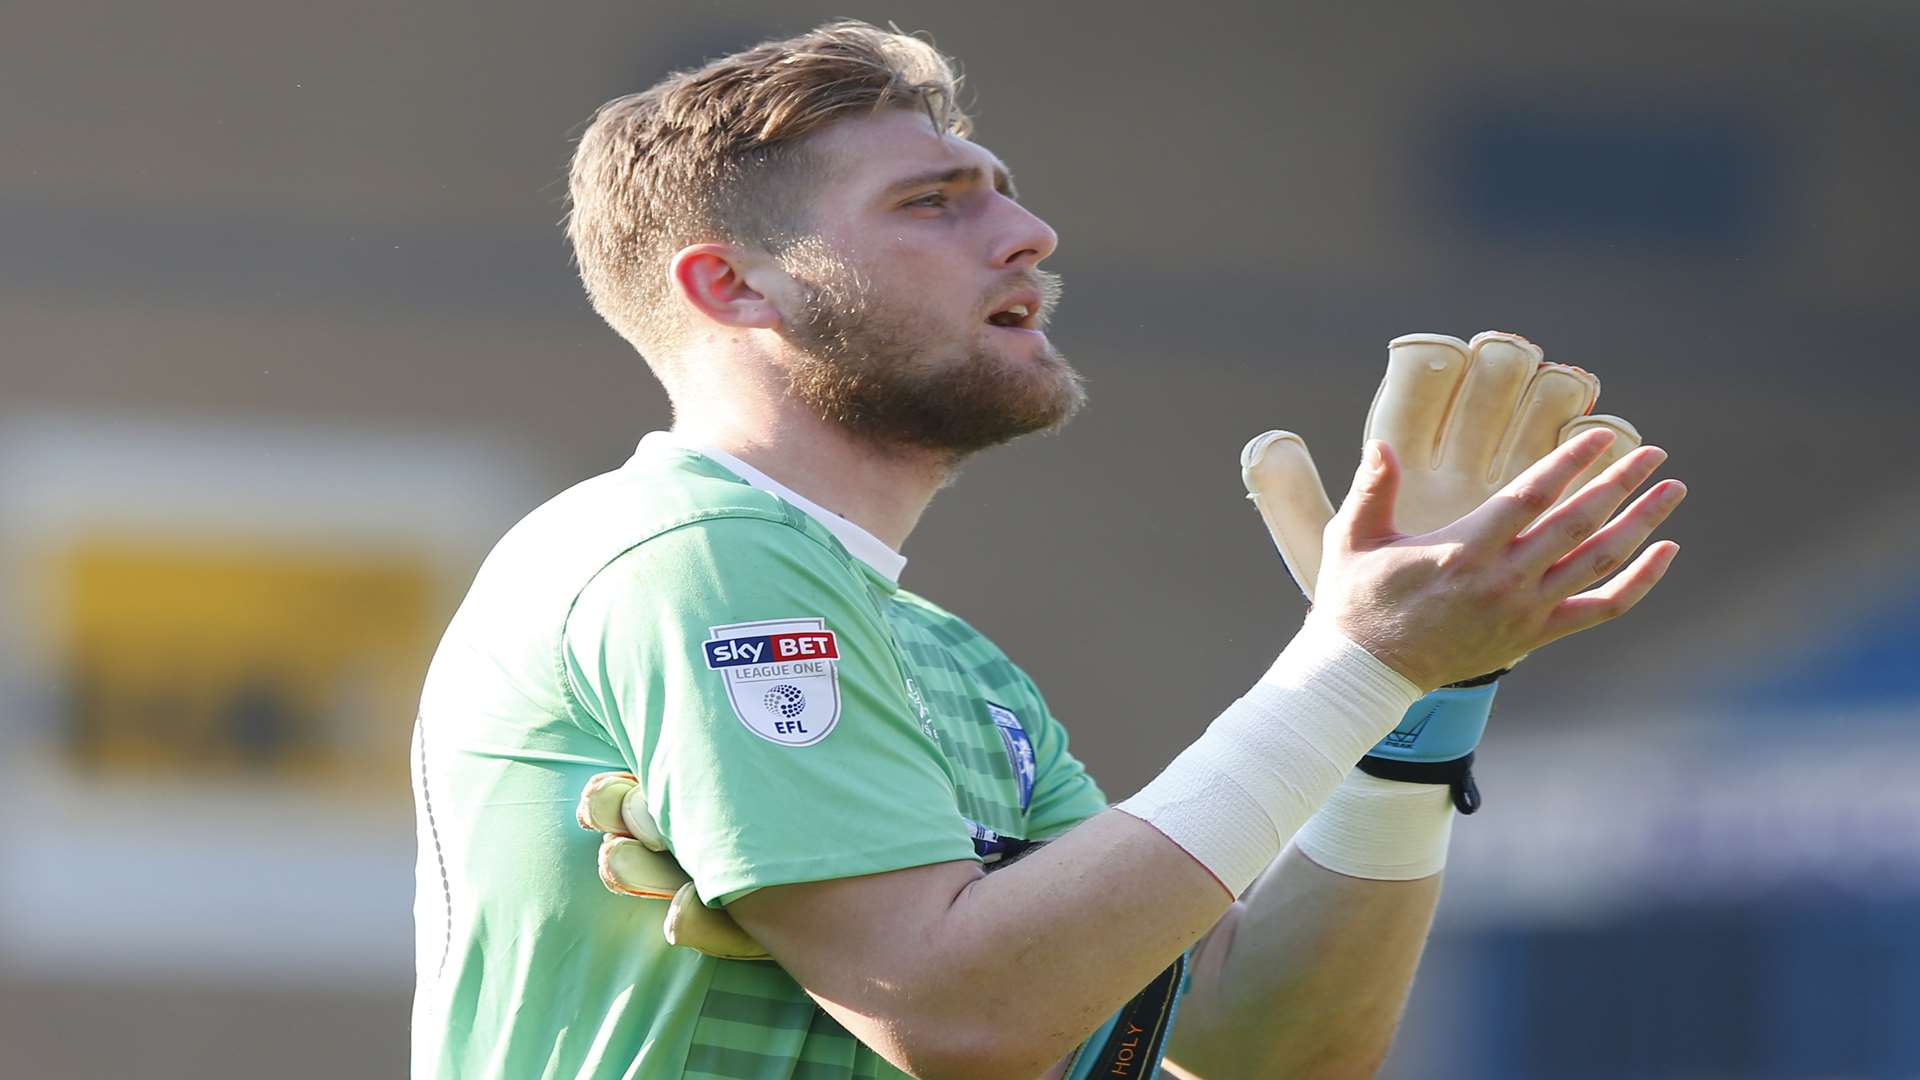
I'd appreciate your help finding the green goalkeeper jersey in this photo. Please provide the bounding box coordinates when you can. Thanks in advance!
[411,433,1109,1078]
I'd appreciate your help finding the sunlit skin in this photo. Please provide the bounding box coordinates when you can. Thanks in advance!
[650,106,1686,1079]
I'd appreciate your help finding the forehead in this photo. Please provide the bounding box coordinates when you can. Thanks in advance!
[807,108,1011,203]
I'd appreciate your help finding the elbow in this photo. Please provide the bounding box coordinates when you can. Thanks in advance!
[894,1021,1068,1080]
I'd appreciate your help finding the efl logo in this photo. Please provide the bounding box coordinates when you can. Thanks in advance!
[704,630,839,669]
[703,618,843,746]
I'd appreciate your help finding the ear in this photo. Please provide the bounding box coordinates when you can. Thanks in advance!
[669,244,785,331]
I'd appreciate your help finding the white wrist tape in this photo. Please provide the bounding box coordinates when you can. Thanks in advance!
[1116,622,1421,896]
[1291,770,1454,880]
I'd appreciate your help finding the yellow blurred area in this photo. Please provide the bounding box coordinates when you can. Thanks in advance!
[52,536,437,788]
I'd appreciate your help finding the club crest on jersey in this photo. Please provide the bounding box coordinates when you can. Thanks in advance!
[704,618,842,746]
[986,702,1036,813]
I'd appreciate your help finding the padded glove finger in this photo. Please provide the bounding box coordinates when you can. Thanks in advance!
[597,835,691,900]
[578,770,771,960]
[1437,332,1544,479]
[576,770,666,850]
[1240,430,1336,602]
[1493,364,1601,488]
[1366,334,1471,471]
[665,882,771,961]
[1366,333,1546,535]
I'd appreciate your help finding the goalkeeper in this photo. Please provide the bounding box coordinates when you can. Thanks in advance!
[411,20,1686,1080]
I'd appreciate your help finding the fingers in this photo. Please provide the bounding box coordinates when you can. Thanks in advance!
[1555,414,1642,502]
[1513,445,1670,569]
[1333,439,1403,547]
[577,771,639,833]
[575,769,667,850]
[1241,431,1337,599]
[1540,477,1686,596]
[1541,540,1681,643]
[598,835,691,900]
[1436,332,1541,480]
[1366,335,1470,471]
[666,882,771,960]
[1464,427,1617,540]
[1491,364,1601,487]
[620,779,668,850]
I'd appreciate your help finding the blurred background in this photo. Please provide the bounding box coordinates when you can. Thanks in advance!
[3,1,1916,1076]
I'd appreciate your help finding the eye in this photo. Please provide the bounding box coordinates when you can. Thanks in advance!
[904,191,949,210]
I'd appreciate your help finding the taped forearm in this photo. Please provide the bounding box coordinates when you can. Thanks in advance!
[1117,622,1422,896]
[1292,770,1454,880]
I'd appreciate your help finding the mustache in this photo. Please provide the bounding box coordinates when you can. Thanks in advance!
[992,270,1065,330]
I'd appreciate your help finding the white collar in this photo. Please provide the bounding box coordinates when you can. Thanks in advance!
[641,432,907,584]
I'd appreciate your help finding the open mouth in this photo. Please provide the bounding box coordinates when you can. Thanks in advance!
[985,298,1042,331]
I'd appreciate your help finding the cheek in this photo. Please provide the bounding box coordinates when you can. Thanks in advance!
[871,223,974,275]
[875,246,979,317]
[872,236,943,277]
[833,228,985,330]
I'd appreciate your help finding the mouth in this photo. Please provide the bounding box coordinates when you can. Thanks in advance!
[984,291,1045,333]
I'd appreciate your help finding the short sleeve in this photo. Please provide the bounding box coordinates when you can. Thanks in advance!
[564,516,977,905]
[1016,674,1110,841]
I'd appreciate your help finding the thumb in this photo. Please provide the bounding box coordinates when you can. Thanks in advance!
[1336,439,1401,546]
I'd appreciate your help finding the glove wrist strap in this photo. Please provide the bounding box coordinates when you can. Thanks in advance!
[1360,680,1500,815]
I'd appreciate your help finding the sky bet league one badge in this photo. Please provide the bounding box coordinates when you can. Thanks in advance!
[703,618,843,746]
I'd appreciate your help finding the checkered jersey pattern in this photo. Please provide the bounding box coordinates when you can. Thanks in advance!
[885,587,1037,839]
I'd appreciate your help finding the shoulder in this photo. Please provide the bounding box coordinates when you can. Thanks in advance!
[524,446,800,556]
[480,444,858,602]
[563,484,880,659]
[889,588,989,642]
[891,589,1020,664]
[445,444,866,665]
[558,497,899,743]
[579,511,868,618]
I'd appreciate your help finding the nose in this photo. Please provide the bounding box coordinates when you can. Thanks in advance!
[992,197,1058,269]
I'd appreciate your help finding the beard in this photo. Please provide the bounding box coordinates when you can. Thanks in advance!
[777,246,1085,460]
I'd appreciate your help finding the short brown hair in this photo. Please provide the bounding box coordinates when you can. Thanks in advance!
[566,21,970,358]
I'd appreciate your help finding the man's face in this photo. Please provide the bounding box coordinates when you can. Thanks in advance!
[770,108,1082,459]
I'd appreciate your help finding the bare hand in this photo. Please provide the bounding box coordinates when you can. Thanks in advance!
[1309,429,1685,692]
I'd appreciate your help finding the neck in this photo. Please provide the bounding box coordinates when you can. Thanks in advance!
[672,399,950,553]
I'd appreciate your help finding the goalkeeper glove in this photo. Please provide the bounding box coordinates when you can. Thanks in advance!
[575,771,769,960]
[1241,331,1641,811]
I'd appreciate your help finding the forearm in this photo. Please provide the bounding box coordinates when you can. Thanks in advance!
[731,811,1220,1077]
[1165,768,1453,1077]
[952,811,1231,1073]
[1171,842,1443,1080]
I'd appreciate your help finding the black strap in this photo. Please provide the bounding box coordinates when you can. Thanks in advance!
[1445,668,1510,689]
[1078,953,1186,1079]
[1357,751,1483,814]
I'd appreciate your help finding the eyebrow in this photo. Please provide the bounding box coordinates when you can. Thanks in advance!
[882,164,1019,200]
